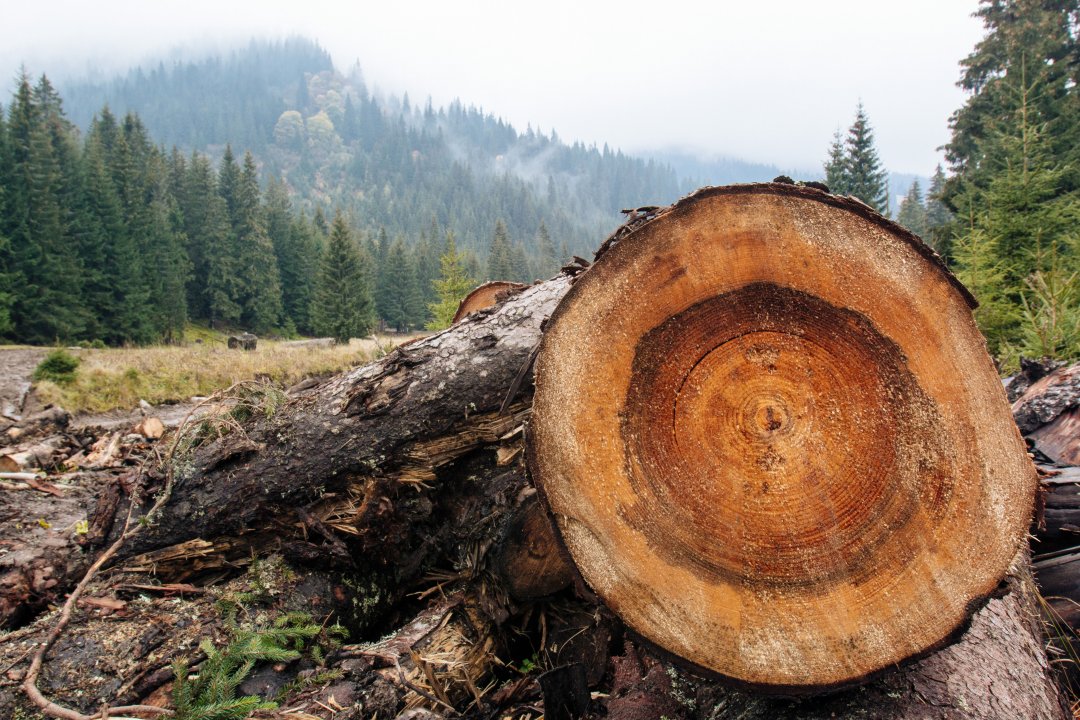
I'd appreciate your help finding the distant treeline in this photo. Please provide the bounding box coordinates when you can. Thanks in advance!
[59,38,687,261]
[0,74,571,345]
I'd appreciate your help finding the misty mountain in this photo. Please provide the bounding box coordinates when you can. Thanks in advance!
[58,37,925,258]
[57,38,687,259]
[62,38,334,153]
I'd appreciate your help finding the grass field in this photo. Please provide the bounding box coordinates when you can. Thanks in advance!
[31,332,420,414]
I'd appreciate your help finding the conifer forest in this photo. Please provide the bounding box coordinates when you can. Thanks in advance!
[1,6,1074,364]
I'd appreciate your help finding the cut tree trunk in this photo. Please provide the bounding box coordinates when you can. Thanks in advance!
[452,281,528,324]
[528,184,1037,693]
[0,184,1067,720]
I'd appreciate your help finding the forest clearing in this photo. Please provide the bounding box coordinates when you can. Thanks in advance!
[1,1,1078,718]
[12,332,418,417]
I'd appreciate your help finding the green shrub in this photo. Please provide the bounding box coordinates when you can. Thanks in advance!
[32,350,80,385]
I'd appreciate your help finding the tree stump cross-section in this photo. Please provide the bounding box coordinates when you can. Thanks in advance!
[527,183,1037,693]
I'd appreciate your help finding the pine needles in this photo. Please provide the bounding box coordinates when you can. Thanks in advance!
[170,613,326,720]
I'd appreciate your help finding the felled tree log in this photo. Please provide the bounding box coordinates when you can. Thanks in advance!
[118,276,571,562]
[529,185,1038,692]
[0,184,1067,719]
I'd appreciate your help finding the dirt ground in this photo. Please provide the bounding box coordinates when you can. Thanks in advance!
[0,348,46,420]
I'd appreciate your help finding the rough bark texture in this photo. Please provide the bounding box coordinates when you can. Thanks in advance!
[121,275,571,561]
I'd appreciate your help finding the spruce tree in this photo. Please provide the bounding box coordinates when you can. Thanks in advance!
[823,129,850,195]
[0,229,12,337]
[946,54,1077,368]
[117,113,173,344]
[946,0,1079,187]
[413,227,440,314]
[427,231,476,330]
[897,180,928,238]
[5,74,86,342]
[404,248,427,329]
[843,104,889,213]
[144,165,191,343]
[0,100,12,335]
[312,212,374,343]
[180,152,236,327]
[373,227,393,326]
[951,200,1019,359]
[238,152,283,332]
[487,219,514,280]
[382,236,413,331]
[265,178,319,333]
[510,241,529,283]
[286,214,322,333]
[925,165,953,257]
[535,221,558,278]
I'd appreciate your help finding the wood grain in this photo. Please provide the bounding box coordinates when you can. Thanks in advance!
[527,183,1037,692]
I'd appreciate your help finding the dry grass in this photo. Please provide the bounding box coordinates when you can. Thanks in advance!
[34,334,420,414]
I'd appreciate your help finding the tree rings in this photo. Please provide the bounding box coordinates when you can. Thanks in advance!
[527,184,1036,692]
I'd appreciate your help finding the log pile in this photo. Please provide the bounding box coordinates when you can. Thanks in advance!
[1016,360,1080,632]
[0,183,1072,720]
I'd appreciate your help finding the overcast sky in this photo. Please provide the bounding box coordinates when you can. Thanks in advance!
[2,1,985,175]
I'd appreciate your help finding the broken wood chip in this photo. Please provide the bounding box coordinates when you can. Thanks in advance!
[117,582,205,596]
[78,595,127,611]
[24,475,64,497]
[133,416,165,440]
[496,445,523,467]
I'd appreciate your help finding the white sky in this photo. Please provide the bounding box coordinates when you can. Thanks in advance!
[2,0,985,175]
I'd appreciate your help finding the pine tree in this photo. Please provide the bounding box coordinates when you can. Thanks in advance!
[823,129,850,195]
[487,219,514,280]
[946,0,1079,187]
[535,221,558,278]
[143,161,191,343]
[214,149,284,333]
[925,165,954,257]
[4,73,87,342]
[427,231,475,330]
[843,103,889,213]
[897,180,928,238]
[373,227,394,326]
[381,236,413,331]
[312,212,374,343]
